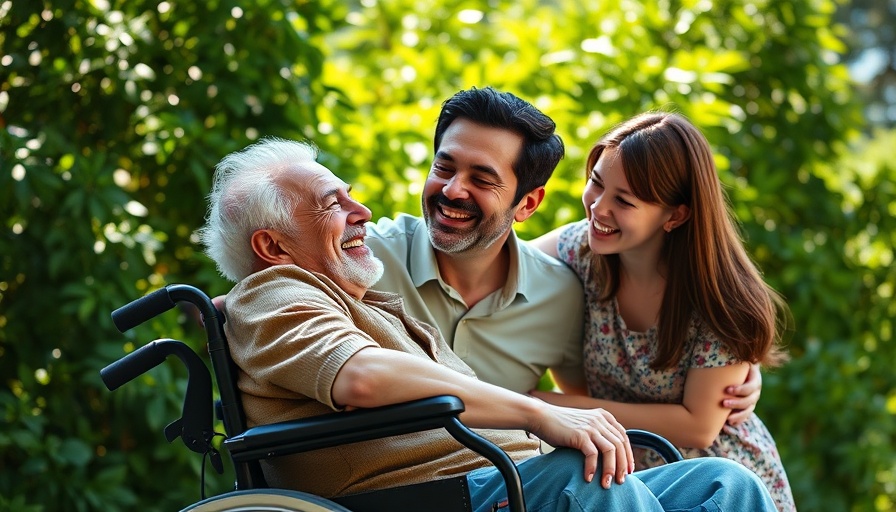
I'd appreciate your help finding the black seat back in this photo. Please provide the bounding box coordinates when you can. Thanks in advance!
[202,306,271,489]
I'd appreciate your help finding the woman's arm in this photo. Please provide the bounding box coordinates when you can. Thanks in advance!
[530,362,749,449]
[528,226,564,258]
[724,363,762,425]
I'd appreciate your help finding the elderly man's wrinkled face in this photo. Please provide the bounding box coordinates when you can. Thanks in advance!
[278,163,383,296]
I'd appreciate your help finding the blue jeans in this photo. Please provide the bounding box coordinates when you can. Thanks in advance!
[466,448,776,511]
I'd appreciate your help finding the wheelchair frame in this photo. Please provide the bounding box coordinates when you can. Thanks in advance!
[101,283,683,512]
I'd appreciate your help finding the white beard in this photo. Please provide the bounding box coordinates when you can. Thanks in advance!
[330,251,385,290]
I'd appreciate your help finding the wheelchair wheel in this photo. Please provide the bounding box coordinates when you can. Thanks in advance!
[182,489,352,512]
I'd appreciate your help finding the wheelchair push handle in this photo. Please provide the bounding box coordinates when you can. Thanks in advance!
[111,284,221,333]
[111,287,177,332]
[101,338,177,391]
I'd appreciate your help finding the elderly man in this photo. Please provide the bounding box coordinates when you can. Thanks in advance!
[197,137,775,511]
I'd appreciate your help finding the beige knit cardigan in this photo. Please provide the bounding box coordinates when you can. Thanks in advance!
[224,265,539,497]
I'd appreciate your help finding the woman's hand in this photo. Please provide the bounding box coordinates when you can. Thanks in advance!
[723,363,762,425]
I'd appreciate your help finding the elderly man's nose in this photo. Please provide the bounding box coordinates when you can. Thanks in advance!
[348,199,372,224]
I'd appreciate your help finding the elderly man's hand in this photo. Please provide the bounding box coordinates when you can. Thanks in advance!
[528,402,634,488]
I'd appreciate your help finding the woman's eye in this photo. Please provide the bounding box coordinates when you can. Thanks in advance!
[616,197,633,207]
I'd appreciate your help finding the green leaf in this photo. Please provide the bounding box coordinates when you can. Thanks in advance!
[58,438,93,468]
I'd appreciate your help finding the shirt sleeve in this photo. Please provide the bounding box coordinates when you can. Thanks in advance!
[225,271,378,410]
[687,319,741,369]
[545,276,586,390]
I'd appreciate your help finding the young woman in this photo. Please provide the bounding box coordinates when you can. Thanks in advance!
[531,112,795,510]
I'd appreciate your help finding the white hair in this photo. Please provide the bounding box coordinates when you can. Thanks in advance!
[197,138,318,282]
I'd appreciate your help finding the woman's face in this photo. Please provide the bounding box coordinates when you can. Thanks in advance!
[582,147,679,261]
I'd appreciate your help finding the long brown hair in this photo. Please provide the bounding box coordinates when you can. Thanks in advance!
[584,112,788,370]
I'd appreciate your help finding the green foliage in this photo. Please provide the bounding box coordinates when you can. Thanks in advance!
[781,127,896,512]
[1,0,338,509]
[2,0,892,510]
[835,0,896,129]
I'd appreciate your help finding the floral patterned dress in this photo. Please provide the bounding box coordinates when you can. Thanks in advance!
[558,221,795,511]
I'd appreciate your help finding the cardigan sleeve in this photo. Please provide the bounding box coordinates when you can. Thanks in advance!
[225,267,379,410]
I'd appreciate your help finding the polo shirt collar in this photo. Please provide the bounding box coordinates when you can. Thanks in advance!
[407,223,529,308]
[408,223,442,288]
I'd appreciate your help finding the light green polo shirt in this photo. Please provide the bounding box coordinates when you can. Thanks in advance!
[366,214,585,394]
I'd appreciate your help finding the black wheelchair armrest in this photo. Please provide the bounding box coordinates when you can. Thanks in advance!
[225,395,527,512]
[626,428,684,463]
[225,395,467,462]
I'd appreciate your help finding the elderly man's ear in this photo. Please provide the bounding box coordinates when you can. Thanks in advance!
[251,229,295,266]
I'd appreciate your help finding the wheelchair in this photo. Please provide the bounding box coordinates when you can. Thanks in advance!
[101,284,683,512]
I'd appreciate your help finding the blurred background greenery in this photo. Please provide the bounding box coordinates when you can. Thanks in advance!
[1,0,894,510]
